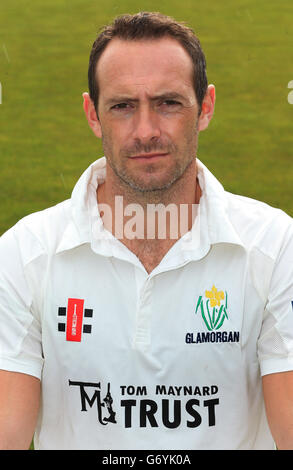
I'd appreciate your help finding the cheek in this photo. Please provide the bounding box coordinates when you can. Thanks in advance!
[100,121,114,144]
[181,113,199,142]
[101,125,129,160]
[165,114,198,146]
[100,128,114,156]
[185,121,199,144]
[102,119,127,144]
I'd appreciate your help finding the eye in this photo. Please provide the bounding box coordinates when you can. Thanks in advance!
[163,100,181,106]
[159,100,182,111]
[111,103,131,111]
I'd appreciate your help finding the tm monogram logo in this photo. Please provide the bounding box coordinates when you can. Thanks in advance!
[69,380,117,425]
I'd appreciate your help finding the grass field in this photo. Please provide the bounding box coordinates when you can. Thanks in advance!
[0,0,293,236]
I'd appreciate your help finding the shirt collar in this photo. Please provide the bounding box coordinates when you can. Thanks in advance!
[56,157,244,262]
[196,159,244,248]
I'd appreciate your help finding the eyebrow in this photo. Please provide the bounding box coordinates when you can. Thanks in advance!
[105,92,189,107]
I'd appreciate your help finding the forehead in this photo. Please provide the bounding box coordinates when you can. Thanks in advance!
[96,37,195,98]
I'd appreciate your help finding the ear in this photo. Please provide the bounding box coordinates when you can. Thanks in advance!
[198,85,216,132]
[82,92,102,139]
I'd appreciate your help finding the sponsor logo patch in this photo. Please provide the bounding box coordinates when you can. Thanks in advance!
[68,379,220,429]
[58,298,93,342]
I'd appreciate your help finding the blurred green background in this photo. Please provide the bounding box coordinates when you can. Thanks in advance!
[1,0,293,235]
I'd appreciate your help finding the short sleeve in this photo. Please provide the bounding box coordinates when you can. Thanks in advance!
[258,220,293,376]
[0,225,44,379]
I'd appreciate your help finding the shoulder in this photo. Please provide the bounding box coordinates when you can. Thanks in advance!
[0,199,72,268]
[224,191,293,259]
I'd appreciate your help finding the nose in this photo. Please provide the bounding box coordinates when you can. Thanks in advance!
[132,105,161,144]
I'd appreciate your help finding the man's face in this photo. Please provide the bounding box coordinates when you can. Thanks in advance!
[94,37,202,192]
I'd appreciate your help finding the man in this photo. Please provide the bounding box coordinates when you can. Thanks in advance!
[0,12,293,450]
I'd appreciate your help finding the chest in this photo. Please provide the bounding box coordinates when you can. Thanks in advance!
[42,243,265,363]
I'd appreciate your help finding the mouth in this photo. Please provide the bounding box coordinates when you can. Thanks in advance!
[130,152,169,161]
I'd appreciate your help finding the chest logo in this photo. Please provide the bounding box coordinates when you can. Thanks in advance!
[185,285,240,344]
[195,285,228,331]
[58,298,93,342]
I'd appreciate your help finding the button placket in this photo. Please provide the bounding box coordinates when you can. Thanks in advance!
[133,277,154,348]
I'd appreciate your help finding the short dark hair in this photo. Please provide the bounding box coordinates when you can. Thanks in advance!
[88,12,208,113]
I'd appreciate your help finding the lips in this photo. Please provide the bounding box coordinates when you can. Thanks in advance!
[130,152,169,160]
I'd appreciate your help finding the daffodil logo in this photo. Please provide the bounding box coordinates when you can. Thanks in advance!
[195,285,228,331]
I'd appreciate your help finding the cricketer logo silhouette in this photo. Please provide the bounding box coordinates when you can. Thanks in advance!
[195,285,228,331]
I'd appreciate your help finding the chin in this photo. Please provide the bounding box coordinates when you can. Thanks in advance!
[122,173,182,193]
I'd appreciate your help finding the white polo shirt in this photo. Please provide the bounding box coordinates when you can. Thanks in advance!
[0,157,293,450]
